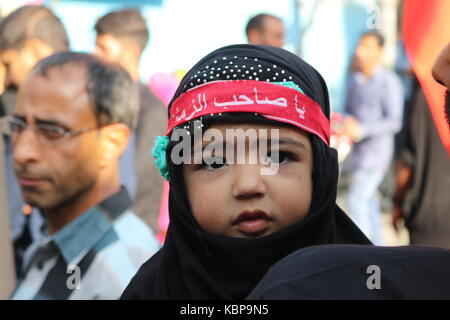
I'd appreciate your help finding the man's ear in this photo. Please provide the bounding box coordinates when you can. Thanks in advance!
[98,123,131,168]
[23,37,54,61]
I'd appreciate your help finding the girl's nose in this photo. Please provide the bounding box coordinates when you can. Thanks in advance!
[231,164,266,200]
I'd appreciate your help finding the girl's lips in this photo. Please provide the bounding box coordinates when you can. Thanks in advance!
[232,210,273,237]
[236,218,270,237]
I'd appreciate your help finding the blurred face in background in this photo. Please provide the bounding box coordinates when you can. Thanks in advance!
[94,33,140,81]
[94,33,123,63]
[353,34,383,74]
[0,47,38,90]
[248,16,285,48]
[261,16,285,48]
[0,38,55,90]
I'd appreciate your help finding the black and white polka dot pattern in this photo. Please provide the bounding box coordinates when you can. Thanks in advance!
[174,54,304,133]
[183,55,296,90]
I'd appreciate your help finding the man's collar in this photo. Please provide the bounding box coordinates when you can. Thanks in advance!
[49,187,132,264]
[97,187,132,221]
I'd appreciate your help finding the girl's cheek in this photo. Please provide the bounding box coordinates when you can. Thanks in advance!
[191,197,224,234]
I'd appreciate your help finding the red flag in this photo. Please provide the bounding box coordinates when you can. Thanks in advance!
[403,0,450,157]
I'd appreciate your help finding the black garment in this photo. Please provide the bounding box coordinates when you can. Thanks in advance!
[248,244,450,299]
[121,45,371,300]
[401,88,450,248]
[132,84,167,234]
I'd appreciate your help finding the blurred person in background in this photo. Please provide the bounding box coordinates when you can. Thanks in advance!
[5,52,159,300]
[245,13,285,48]
[0,5,69,279]
[0,5,69,114]
[343,31,404,244]
[94,8,166,236]
[392,84,450,248]
[390,43,450,248]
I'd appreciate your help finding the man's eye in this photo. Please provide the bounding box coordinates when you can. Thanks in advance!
[38,126,65,140]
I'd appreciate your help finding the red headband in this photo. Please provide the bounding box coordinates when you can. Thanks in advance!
[167,80,330,146]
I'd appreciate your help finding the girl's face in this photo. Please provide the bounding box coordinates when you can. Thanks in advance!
[183,122,313,238]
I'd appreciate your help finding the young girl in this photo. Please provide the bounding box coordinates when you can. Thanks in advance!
[121,44,370,300]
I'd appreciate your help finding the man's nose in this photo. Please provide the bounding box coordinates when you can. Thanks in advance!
[13,127,42,166]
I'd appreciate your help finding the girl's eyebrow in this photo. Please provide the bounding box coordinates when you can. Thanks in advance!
[195,136,309,154]
[277,137,309,151]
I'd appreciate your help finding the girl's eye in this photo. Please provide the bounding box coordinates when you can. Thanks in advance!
[263,151,292,165]
[202,157,227,171]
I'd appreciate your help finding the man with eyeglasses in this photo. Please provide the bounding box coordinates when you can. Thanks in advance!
[0,5,140,283]
[0,5,70,282]
[5,52,159,300]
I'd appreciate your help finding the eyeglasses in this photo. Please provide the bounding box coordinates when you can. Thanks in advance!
[2,116,101,142]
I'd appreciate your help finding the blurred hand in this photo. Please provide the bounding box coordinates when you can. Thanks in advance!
[392,204,404,232]
[343,116,364,142]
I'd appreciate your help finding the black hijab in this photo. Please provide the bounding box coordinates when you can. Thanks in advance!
[121,44,370,300]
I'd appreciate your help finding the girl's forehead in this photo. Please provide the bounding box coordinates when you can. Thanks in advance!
[208,120,301,130]
[205,121,310,140]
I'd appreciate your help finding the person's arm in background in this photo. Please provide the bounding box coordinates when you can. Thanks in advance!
[392,159,413,231]
[342,74,364,141]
